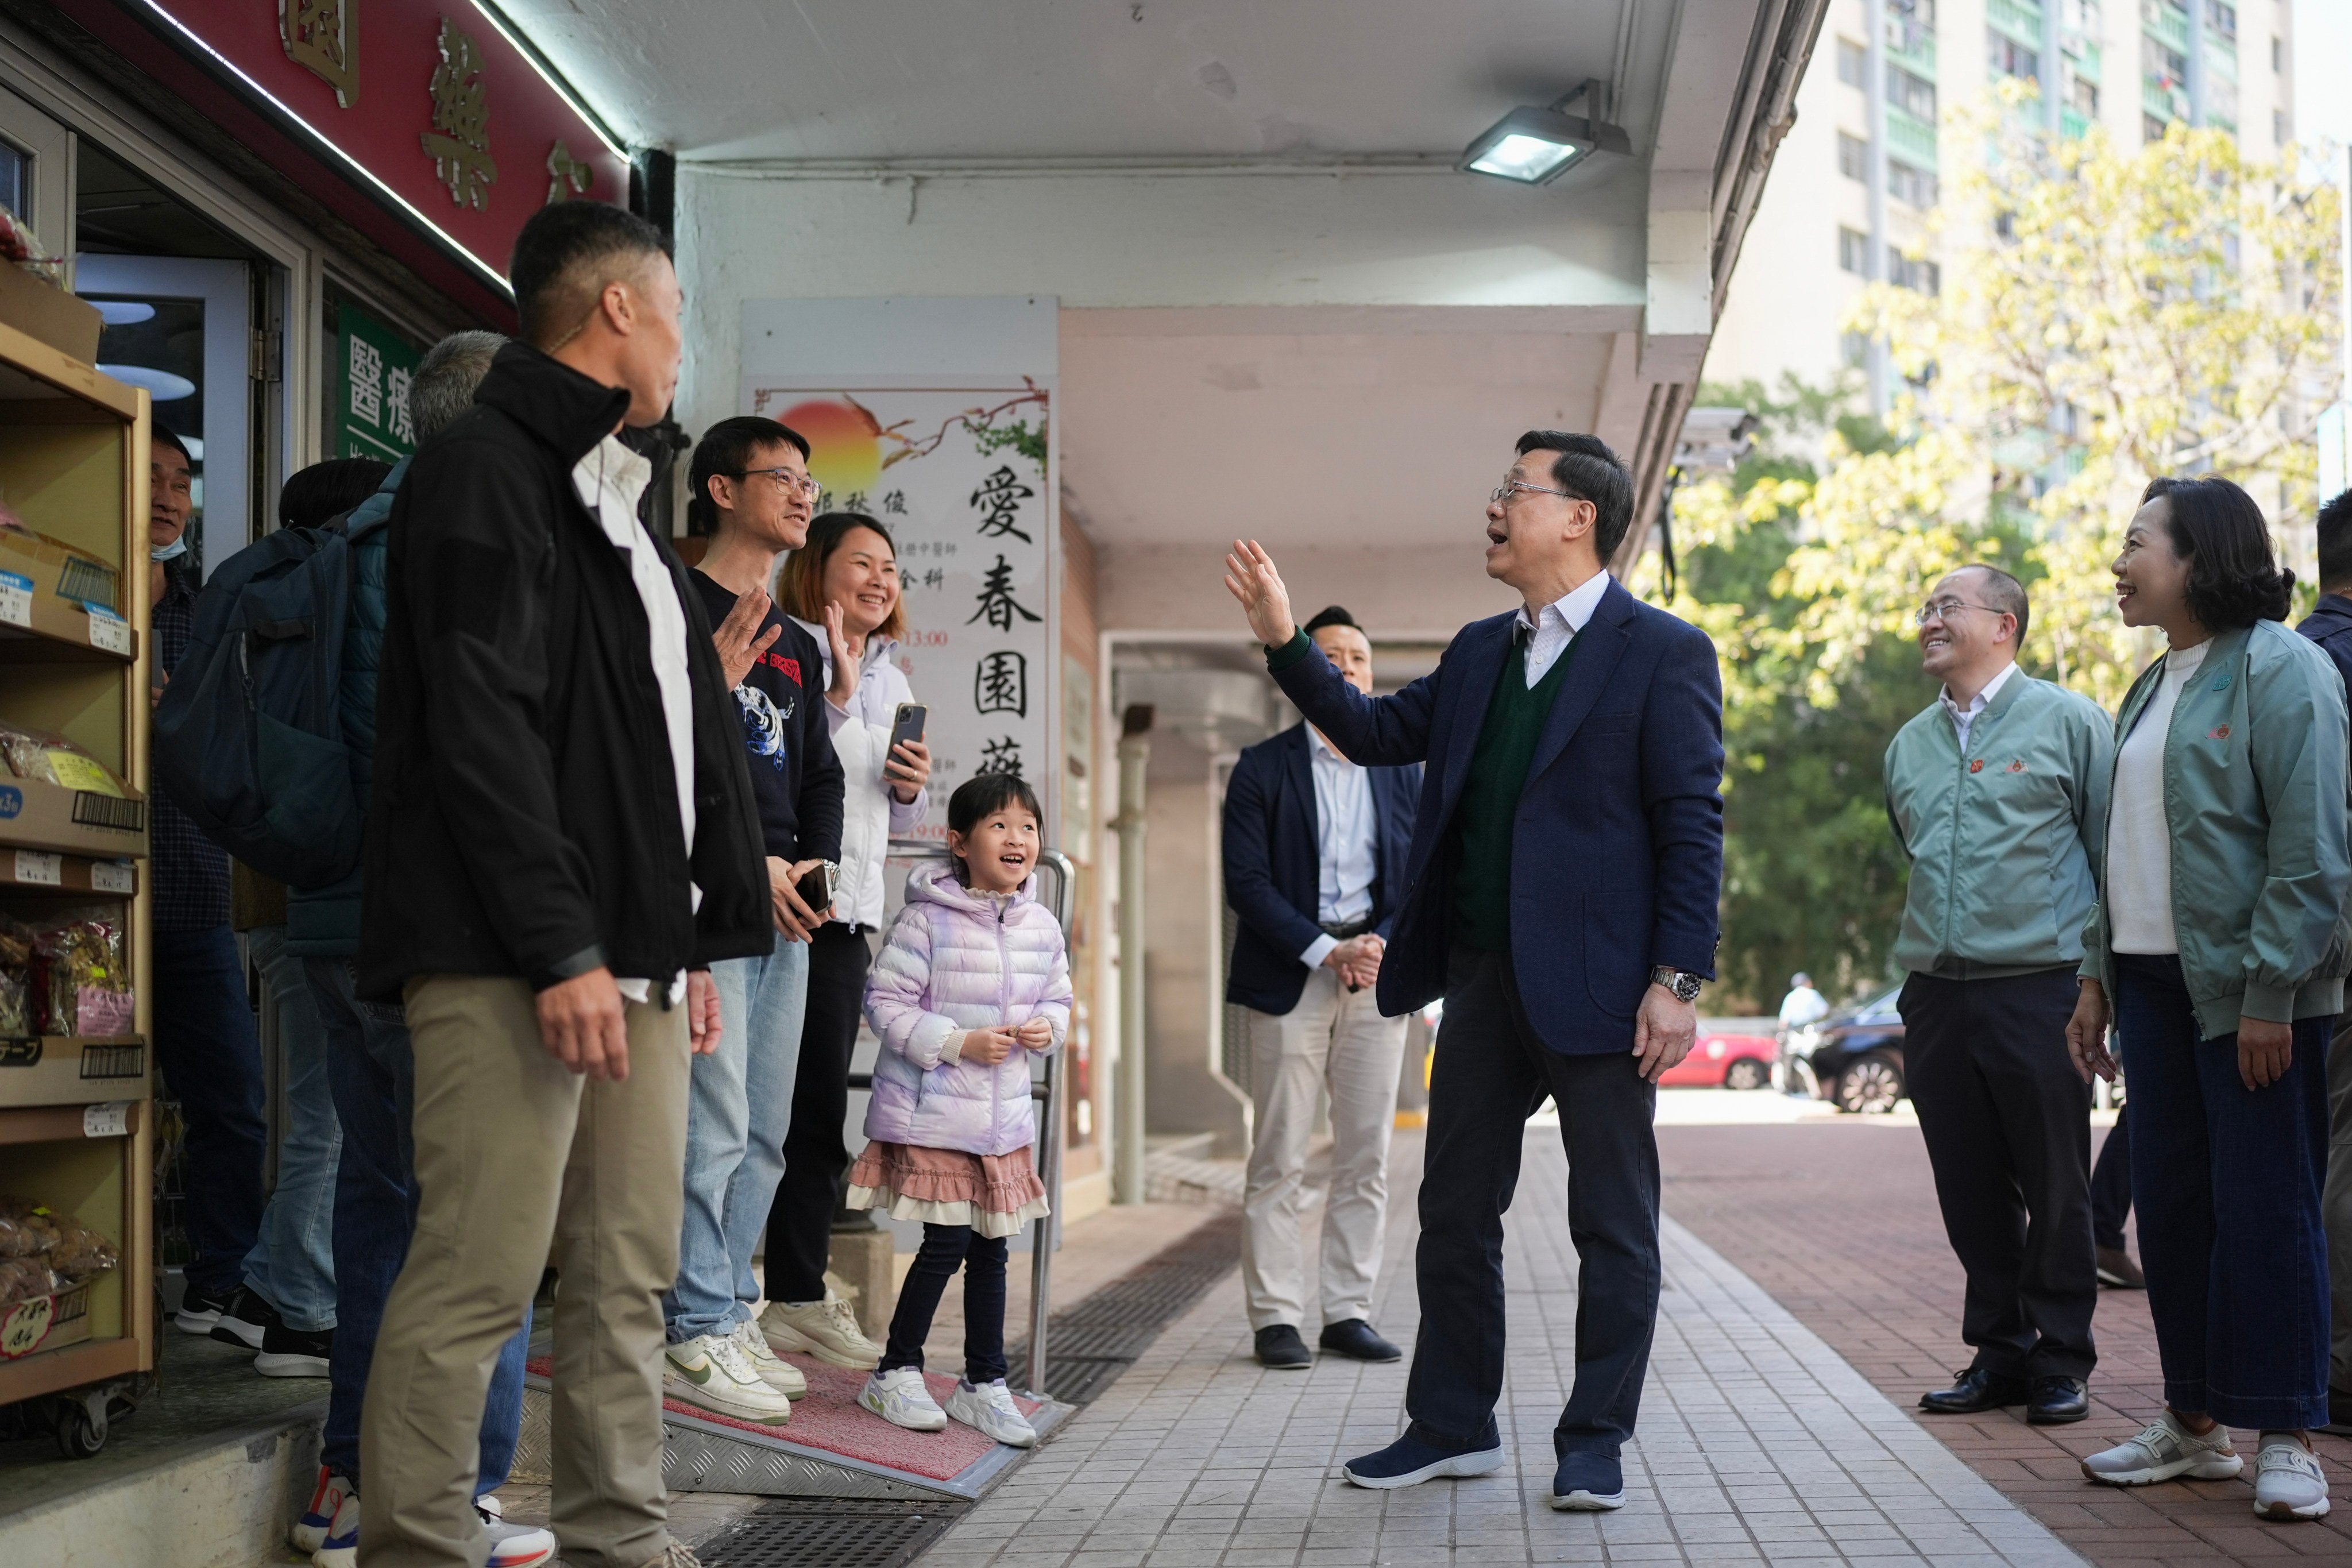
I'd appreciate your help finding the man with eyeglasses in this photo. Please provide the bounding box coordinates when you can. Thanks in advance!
[1884,564,2111,1429]
[658,415,845,1425]
[1225,431,1723,1513]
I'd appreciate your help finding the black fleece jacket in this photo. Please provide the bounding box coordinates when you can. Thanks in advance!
[357,343,771,998]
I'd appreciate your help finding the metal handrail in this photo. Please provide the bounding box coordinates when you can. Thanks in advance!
[848,838,1075,1400]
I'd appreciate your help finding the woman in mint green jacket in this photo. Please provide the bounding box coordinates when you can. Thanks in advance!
[2067,476,2351,1522]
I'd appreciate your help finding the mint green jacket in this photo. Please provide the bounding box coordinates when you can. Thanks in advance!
[1886,671,2113,979]
[2080,620,2352,1039]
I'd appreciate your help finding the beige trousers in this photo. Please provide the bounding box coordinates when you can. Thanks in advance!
[360,975,689,1568]
[1240,966,1409,1331]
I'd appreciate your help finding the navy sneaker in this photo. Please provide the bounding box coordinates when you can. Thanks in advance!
[1549,1450,1625,1511]
[1341,1432,1506,1490]
[174,1281,235,1335]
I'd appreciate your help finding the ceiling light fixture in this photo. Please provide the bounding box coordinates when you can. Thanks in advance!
[1458,79,1632,186]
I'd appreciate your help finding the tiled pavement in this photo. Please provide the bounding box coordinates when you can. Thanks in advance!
[1659,1116,2352,1566]
[922,1125,2085,1567]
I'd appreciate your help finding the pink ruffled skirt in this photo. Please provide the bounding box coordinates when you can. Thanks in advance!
[844,1141,1050,1240]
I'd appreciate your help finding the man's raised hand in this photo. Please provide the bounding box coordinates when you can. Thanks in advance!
[714,585,782,690]
[1223,540,1297,648]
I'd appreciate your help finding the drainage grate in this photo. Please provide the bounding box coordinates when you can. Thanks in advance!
[1009,1207,1242,1408]
[697,1498,968,1568]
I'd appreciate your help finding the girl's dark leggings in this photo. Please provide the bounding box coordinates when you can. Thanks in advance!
[877,1222,1010,1384]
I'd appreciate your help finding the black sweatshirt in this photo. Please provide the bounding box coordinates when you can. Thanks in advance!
[689,570,844,867]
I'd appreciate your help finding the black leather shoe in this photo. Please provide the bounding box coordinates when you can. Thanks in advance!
[1318,1319,1402,1364]
[2027,1376,2090,1425]
[1255,1324,1312,1369]
[1918,1366,2029,1414]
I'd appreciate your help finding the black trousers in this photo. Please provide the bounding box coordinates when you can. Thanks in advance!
[762,921,872,1305]
[878,1223,1009,1385]
[2090,1102,2132,1250]
[1898,967,2097,1380]
[1405,946,1660,1459]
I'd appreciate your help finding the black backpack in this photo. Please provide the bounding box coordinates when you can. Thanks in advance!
[152,512,379,888]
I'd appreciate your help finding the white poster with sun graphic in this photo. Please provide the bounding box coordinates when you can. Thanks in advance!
[742,380,1055,845]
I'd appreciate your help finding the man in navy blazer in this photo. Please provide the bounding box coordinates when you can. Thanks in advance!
[1223,605,1422,1372]
[1225,431,1724,1513]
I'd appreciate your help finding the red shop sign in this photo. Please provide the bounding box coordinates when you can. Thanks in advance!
[132,1,629,290]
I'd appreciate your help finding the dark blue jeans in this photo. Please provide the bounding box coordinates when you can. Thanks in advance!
[2115,953,2331,1430]
[1405,946,1659,1459]
[152,925,266,1297]
[306,957,529,1488]
[879,1223,1010,1384]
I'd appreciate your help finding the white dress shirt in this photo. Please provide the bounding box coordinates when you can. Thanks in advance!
[572,432,694,1004]
[2107,640,2210,955]
[1938,660,2019,752]
[1516,569,1614,686]
[1298,727,1379,970]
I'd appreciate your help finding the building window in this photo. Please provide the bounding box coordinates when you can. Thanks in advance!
[1889,250,1942,294]
[1889,159,1940,207]
[1988,33,2041,80]
[1839,227,1871,275]
[1839,132,1870,181]
[2276,108,2290,144]
[2205,0,2235,44]
[2272,34,2283,71]
[2069,75,2100,115]
[1838,37,1867,87]
[1886,63,1938,120]
[1841,331,1872,369]
[2144,111,2169,144]
[2143,35,2188,91]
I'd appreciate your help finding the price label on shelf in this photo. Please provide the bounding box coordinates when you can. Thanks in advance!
[13,850,60,886]
[82,1101,132,1138]
[0,1295,55,1358]
[91,861,134,895]
[84,602,130,656]
[0,570,29,628]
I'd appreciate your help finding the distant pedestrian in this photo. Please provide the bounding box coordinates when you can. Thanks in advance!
[1887,565,2110,1428]
[2293,484,2352,1435]
[2070,476,2349,1522]
[848,774,1071,1449]
[1222,605,1420,1370]
[1776,972,1828,1037]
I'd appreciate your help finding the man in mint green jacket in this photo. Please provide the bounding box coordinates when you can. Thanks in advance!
[1884,565,2112,1427]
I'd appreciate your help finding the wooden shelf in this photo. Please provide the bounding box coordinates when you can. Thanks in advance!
[0,776,146,860]
[0,319,141,421]
[0,847,136,897]
[0,1100,141,1148]
[0,1334,138,1406]
[0,1037,148,1111]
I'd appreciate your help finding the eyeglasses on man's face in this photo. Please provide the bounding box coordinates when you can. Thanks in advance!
[1913,598,2006,628]
[1489,477,1578,509]
[733,466,821,499]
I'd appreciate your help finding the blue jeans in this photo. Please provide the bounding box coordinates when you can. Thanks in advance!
[666,943,810,1343]
[2116,953,2331,1430]
[152,925,266,1297]
[241,925,340,1331]
[306,956,528,1488]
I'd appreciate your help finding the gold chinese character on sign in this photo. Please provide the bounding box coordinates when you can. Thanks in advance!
[281,0,357,108]
[420,17,496,211]
[546,140,593,205]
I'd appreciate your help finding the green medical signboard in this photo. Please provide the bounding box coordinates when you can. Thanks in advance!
[335,303,424,463]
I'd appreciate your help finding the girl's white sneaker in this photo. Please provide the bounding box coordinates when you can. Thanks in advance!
[2254,1438,2331,1520]
[860,1366,948,1431]
[945,1378,1037,1447]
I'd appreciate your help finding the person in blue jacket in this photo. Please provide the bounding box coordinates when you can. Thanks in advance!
[1224,430,1724,1515]
[1222,605,1421,1372]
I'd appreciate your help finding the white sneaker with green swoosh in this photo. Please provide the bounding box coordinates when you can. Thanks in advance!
[662,1333,794,1424]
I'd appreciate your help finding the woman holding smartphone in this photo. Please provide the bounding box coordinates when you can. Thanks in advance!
[756,511,933,1369]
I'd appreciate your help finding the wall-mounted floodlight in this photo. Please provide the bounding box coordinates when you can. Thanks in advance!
[1458,79,1633,185]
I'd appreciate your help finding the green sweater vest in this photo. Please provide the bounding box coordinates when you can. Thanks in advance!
[1453,636,1576,949]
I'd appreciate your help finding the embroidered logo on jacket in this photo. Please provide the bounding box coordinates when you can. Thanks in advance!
[735,686,791,771]
[2209,724,2231,740]
[760,651,802,685]
[2006,760,2026,772]
[1969,759,1984,773]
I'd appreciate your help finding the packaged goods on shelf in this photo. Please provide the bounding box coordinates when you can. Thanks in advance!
[22,913,131,1036]
[0,922,28,1036]
[0,721,129,797]
[0,1195,118,1281]
[0,1256,60,1306]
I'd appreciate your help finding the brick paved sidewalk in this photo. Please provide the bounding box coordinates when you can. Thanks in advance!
[1658,1115,2352,1566]
[924,1126,2083,1567]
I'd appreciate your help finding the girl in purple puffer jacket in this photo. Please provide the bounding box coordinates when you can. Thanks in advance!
[848,773,1071,1445]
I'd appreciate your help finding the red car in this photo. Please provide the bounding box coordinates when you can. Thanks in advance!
[1659,1030,1775,1089]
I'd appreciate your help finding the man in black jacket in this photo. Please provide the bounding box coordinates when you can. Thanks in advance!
[357,202,770,1568]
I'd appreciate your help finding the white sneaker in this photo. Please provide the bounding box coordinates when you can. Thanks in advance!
[2254,1437,2331,1520]
[945,1377,1037,1447]
[761,1292,883,1369]
[2081,1413,2245,1485]
[478,1504,557,1568]
[662,1333,793,1424]
[731,1318,807,1399]
[291,1465,352,1554]
[860,1366,948,1431]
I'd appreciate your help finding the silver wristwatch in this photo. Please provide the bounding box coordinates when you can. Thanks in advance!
[1650,965,1704,1003]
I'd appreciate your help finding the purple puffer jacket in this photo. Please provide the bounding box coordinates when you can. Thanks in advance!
[862,862,1072,1157]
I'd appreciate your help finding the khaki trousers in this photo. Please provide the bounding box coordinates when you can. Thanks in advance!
[1240,966,1409,1331]
[360,976,689,1568]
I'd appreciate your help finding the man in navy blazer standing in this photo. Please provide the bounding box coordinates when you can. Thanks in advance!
[1224,431,1724,1512]
[1224,605,1422,1372]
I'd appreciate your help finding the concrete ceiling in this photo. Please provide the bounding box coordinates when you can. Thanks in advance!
[500,0,1656,163]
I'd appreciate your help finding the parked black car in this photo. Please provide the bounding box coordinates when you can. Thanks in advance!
[1781,984,1906,1114]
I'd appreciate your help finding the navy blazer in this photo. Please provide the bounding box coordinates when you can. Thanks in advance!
[1222,724,1421,1015]
[1270,576,1724,1054]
